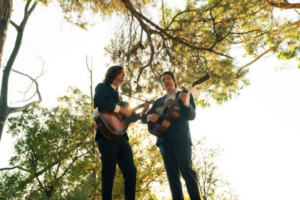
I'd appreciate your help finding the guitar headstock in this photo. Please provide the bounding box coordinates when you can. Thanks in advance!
[181,86,188,93]
[192,74,210,87]
[181,74,210,94]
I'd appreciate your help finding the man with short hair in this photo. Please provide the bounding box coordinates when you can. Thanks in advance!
[142,71,201,200]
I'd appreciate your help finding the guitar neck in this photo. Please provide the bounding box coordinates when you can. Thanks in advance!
[131,100,154,112]
[169,94,182,108]
[131,104,145,112]
[192,74,210,87]
[168,74,210,107]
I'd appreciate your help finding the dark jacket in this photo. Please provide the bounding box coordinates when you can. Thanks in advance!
[141,91,196,146]
[93,83,139,141]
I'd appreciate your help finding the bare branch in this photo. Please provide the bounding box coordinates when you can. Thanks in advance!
[10,56,45,104]
[9,69,42,113]
[162,0,165,28]
[9,20,19,31]
[11,91,37,104]
[24,0,38,19]
[24,0,32,19]
[85,55,93,101]
[85,55,92,73]
[28,0,38,15]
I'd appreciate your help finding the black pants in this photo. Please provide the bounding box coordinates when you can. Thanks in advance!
[159,142,201,200]
[97,135,136,200]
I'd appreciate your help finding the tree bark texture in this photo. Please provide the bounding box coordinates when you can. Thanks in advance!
[0,0,13,141]
[0,0,13,66]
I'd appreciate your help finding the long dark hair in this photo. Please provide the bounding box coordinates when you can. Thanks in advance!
[103,66,124,85]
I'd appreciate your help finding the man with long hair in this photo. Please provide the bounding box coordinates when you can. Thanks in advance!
[94,65,149,200]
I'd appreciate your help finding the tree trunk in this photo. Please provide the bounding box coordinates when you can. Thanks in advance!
[0,108,9,140]
[0,0,12,66]
[0,0,38,142]
[0,0,13,141]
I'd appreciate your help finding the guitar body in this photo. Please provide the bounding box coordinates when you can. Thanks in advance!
[93,109,128,140]
[148,74,210,137]
[148,99,180,137]
[93,101,148,140]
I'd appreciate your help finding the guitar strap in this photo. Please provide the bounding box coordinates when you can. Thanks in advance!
[115,88,122,103]
[175,91,181,110]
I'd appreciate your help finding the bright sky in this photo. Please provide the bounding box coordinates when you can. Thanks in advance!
[1,1,300,200]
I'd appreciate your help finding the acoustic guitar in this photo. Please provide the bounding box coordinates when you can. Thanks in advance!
[148,74,210,137]
[93,101,153,140]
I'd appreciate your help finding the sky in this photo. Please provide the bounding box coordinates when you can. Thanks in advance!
[1,1,300,200]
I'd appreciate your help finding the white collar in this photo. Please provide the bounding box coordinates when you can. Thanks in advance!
[111,84,117,90]
[166,91,178,98]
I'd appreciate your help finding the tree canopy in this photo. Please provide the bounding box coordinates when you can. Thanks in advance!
[1,0,299,140]
[56,0,300,105]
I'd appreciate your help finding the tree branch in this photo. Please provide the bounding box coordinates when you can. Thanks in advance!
[265,0,300,9]
[9,20,19,31]
[241,19,300,68]
[241,39,283,69]
[121,0,233,59]
[0,166,30,172]
[9,69,42,113]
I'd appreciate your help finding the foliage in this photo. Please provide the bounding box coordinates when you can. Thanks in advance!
[192,138,239,200]
[0,87,98,199]
[0,88,166,199]
[130,125,167,199]
[59,0,298,106]
[56,0,155,29]
[0,87,237,199]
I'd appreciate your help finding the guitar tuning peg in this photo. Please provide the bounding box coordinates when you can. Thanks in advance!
[181,86,187,93]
